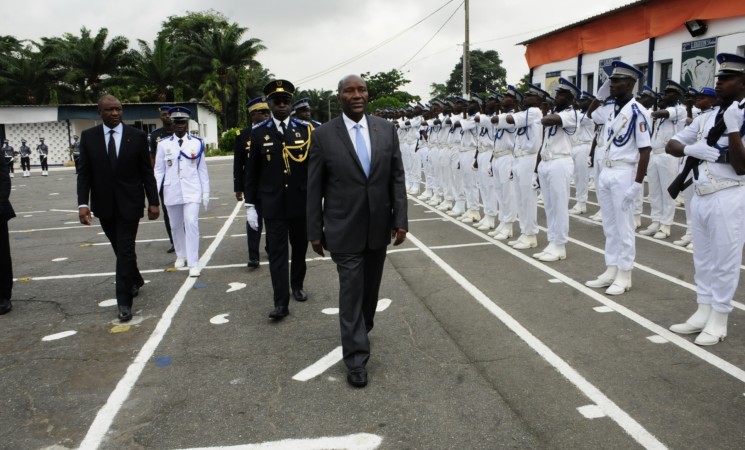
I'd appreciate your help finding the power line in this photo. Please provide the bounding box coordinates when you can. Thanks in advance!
[399,1,464,70]
[295,0,455,85]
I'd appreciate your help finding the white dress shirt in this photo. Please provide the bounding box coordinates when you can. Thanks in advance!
[342,113,372,162]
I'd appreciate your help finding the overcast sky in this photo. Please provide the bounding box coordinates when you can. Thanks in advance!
[6,0,634,99]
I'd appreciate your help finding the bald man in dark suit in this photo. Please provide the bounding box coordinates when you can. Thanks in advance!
[307,74,408,388]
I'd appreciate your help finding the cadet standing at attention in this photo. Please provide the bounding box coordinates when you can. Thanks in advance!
[150,105,176,253]
[2,140,15,178]
[19,139,31,177]
[244,80,313,320]
[37,138,49,176]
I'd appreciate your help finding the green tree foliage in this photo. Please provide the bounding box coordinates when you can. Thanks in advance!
[125,36,178,102]
[445,49,507,97]
[361,69,419,112]
[0,42,56,104]
[515,72,532,93]
[294,88,340,123]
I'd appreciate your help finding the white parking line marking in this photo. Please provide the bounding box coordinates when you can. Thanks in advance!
[42,330,77,341]
[226,282,246,293]
[210,314,230,325]
[406,232,666,449]
[593,306,614,313]
[647,336,669,344]
[173,432,382,450]
[577,404,607,419]
[292,347,343,382]
[98,299,117,307]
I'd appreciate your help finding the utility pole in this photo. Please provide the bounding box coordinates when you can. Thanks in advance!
[463,0,470,96]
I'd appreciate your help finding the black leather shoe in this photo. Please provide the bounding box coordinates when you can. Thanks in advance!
[292,289,308,302]
[118,305,133,322]
[347,368,368,388]
[247,259,260,269]
[268,306,289,320]
[131,285,140,298]
[166,245,175,253]
[0,298,12,315]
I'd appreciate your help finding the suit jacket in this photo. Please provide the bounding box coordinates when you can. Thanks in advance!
[76,124,159,221]
[0,153,15,221]
[244,118,312,220]
[307,114,407,253]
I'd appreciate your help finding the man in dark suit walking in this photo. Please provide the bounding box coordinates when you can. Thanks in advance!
[77,95,160,322]
[307,74,408,388]
[0,152,15,315]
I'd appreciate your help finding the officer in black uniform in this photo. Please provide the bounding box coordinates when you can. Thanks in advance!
[292,97,322,127]
[70,135,81,173]
[37,137,49,176]
[2,140,15,178]
[149,105,175,253]
[244,80,313,319]
[0,147,15,315]
[234,96,270,269]
[19,139,31,177]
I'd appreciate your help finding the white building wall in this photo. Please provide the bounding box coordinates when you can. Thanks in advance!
[196,105,218,147]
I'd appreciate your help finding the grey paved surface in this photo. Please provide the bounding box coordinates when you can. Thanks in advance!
[2,159,745,450]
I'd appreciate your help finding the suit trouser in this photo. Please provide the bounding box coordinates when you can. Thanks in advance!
[538,157,573,245]
[647,151,678,225]
[264,217,307,308]
[597,166,636,271]
[159,187,173,245]
[0,218,12,300]
[513,153,539,235]
[39,156,48,171]
[492,154,516,224]
[99,215,143,308]
[4,157,13,174]
[246,204,263,261]
[691,185,745,314]
[20,157,30,171]
[168,202,200,267]
[477,151,497,217]
[331,247,387,370]
[571,144,591,203]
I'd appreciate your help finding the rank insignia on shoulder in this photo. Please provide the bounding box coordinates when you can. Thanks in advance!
[295,132,301,138]
[294,140,304,144]
[264,135,270,141]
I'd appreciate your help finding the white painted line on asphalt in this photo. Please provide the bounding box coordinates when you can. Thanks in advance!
[321,299,391,316]
[593,306,614,313]
[78,202,243,450]
[52,257,68,262]
[647,336,669,344]
[210,314,230,325]
[226,282,246,293]
[10,224,101,233]
[411,197,745,386]
[409,217,448,222]
[49,192,59,196]
[173,433,382,450]
[98,299,117,307]
[292,347,343,382]
[548,278,562,283]
[577,404,607,419]
[42,330,77,341]
[406,232,666,449]
[50,209,79,213]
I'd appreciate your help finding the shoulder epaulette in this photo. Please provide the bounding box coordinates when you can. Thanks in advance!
[258,118,273,128]
[290,118,310,128]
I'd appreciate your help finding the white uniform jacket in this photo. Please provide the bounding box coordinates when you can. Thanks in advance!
[155,134,210,206]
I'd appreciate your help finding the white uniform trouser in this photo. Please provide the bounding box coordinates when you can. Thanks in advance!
[597,166,636,271]
[419,145,433,193]
[449,148,462,201]
[168,202,201,268]
[513,153,539,235]
[440,146,455,200]
[492,154,516,223]
[400,142,413,190]
[571,143,591,203]
[429,146,441,196]
[680,157,694,228]
[460,150,479,210]
[538,157,574,245]
[691,185,745,314]
[408,145,422,192]
[647,151,678,224]
[476,151,497,217]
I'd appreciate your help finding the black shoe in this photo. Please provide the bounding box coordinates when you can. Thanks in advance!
[118,305,133,322]
[131,280,144,298]
[247,259,260,269]
[347,368,368,388]
[166,245,175,253]
[0,298,12,315]
[268,306,289,320]
[292,289,308,302]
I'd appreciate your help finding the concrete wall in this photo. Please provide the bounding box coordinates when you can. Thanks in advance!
[5,121,72,166]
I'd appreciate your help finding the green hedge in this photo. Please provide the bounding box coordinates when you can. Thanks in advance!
[219,127,241,154]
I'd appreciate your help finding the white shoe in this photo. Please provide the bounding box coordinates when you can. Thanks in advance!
[24,171,30,177]
[686,242,693,251]
[436,200,453,211]
[512,234,538,250]
[492,222,513,240]
[476,215,496,231]
[175,258,186,268]
[9,173,13,178]
[589,210,602,222]
[189,267,201,277]
[428,195,443,206]
[674,195,684,207]
[417,189,433,200]
[585,265,618,288]
[447,201,466,217]
[670,304,712,334]
[534,242,566,262]
[652,224,671,239]
[673,233,692,246]
[634,214,641,229]
[639,222,660,236]
[568,202,586,214]
[605,270,632,295]
[43,170,48,176]
[460,210,480,224]
[694,311,728,346]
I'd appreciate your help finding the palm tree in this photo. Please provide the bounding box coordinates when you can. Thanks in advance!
[0,43,56,105]
[125,36,178,102]
[180,23,265,130]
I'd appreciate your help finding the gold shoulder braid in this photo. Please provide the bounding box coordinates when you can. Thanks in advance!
[282,123,314,174]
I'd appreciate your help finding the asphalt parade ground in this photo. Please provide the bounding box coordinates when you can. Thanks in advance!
[3,158,745,450]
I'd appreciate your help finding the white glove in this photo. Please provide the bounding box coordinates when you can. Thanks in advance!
[622,182,642,211]
[531,173,540,190]
[597,79,611,101]
[202,193,209,210]
[723,100,745,134]
[246,205,259,231]
[683,141,720,162]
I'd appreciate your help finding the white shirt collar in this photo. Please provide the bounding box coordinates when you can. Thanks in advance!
[103,123,123,135]
[272,115,290,130]
[342,113,368,130]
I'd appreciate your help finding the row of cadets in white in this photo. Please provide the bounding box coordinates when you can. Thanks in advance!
[154,133,210,270]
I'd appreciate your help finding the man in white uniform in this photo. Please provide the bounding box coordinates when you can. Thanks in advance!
[456,94,483,224]
[569,91,596,215]
[473,92,498,231]
[585,62,651,295]
[154,107,210,277]
[587,97,616,222]
[667,53,745,346]
[640,80,687,239]
[489,86,520,239]
[533,78,579,262]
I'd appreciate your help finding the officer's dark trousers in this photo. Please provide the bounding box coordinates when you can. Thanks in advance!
[39,156,47,171]
[99,215,143,308]
[246,204,263,261]
[5,158,13,174]
[20,157,30,171]
[264,216,307,308]
[0,217,12,301]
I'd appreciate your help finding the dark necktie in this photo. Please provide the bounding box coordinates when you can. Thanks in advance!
[108,129,117,169]
[178,138,183,147]
[280,121,287,135]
